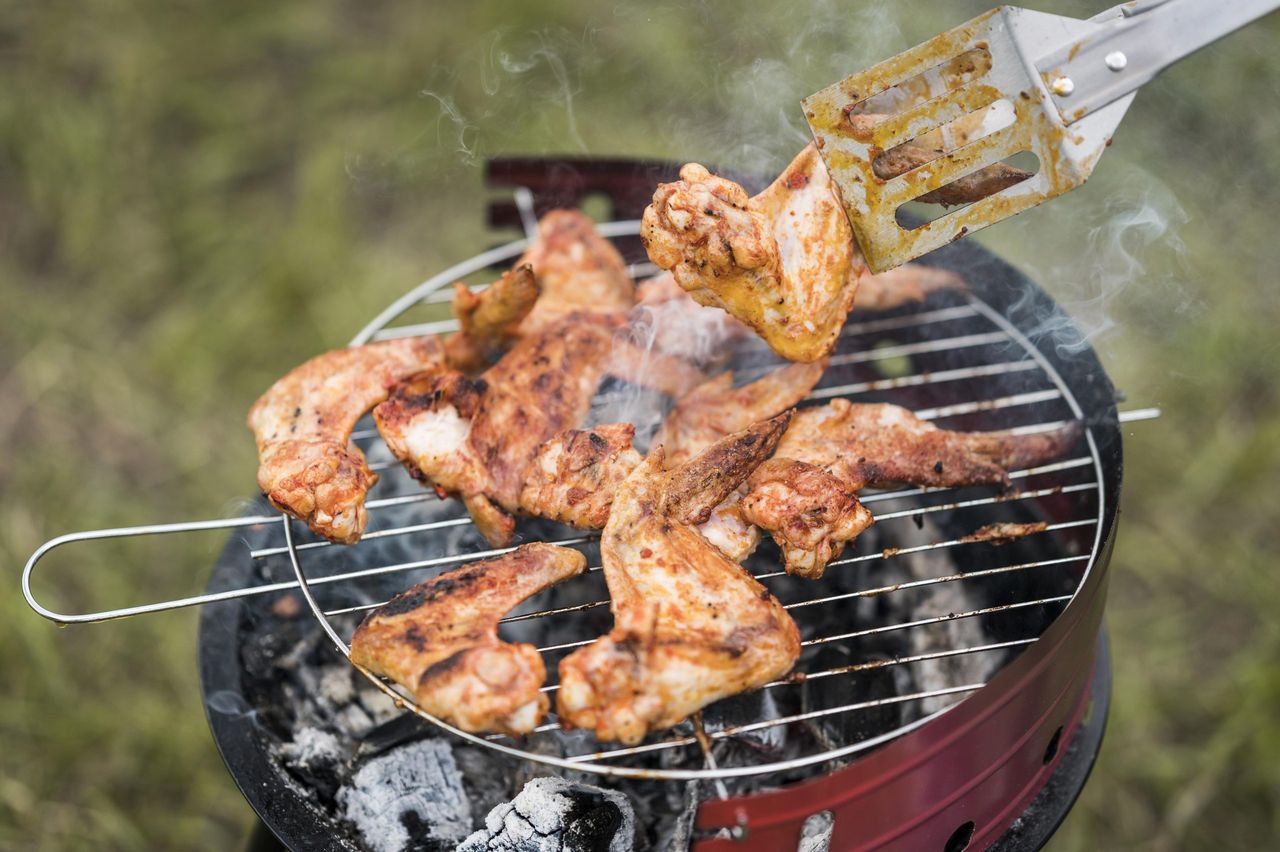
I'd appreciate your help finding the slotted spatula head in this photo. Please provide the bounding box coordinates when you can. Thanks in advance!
[804,6,1133,272]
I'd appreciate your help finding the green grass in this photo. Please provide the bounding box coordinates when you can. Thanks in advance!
[4,1,1278,848]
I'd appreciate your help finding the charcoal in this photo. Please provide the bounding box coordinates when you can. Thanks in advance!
[338,738,473,852]
[278,726,349,800]
[458,777,635,852]
[798,810,833,852]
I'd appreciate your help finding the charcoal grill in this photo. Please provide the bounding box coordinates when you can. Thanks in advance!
[22,156,1150,851]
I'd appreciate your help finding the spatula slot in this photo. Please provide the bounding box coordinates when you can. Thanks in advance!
[847,47,992,121]
[894,150,1040,230]
[871,100,1017,182]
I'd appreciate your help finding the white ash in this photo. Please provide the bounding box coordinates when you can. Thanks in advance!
[338,739,472,852]
[799,810,834,852]
[458,776,634,852]
[876,518,1002,716]
[280,727,345,774]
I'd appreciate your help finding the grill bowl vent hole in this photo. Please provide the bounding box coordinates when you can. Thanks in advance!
[944,821,976,852]
[1044,725,1064,765]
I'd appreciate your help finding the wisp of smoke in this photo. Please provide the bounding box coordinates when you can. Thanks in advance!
[1010,167,1190,357]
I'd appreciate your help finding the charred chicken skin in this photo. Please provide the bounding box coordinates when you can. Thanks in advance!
[741,400,1083,578]
[642,144,860,363]
[519,423,644,531]
[557,414,801,745]
[350,543,586,736]
[248,336,445,544]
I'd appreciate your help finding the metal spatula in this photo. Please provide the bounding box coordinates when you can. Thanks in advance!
[804,0,1279,272]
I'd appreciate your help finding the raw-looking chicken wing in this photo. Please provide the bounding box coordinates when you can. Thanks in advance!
[350,543,586,736]
[518,210,635,335]
[248,337,445,544]
[741,400,1083,578]
[557,414,801,745]
[375,314,624,546]
[642,144,859,363]
[444,264,540,373]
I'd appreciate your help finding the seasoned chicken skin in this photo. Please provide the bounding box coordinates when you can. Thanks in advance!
[656,360,826,560]
[855,264,967,311]
[656,360,827,467]
[375,314,621,546]
[518,210,635,335]
[519,424,643,530]
[350,543,586,736]
[557,414,801,745]
[642,144,860,363]
[445,264,540,373]
[248,337,444,544]
[741,400,1083,578]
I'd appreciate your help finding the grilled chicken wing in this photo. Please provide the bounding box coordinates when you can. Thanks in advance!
[375,314,621,546]
[557,414,800,745]
[654,360,826,560]
[445,264,540,373]
[656,360,827,467]
[629,272,751,370]
[854,264,967,311]
[739,458,873,579]
[519,424,643,530]
[642,144,859,363]
[740,400,1083,578]
[350,543,586,736]
[248,337,444,544]
[518,210,635,335]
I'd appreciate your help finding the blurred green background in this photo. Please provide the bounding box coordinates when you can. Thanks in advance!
[3,1,1278,848]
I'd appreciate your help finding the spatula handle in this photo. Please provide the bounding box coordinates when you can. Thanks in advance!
[1039,0,1280,125]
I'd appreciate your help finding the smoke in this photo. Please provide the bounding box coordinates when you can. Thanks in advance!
[1001,166,1192,358]
[207,689,261,724]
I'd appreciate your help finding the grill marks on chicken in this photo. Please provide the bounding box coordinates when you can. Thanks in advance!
[248,337,445,544]
[741,400,1084,578]
[642,144,860,363]
[350,543,586,736]
[557,414,800,745]
[375,314,633,546]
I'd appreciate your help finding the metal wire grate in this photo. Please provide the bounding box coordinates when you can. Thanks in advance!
[22,218,1154,783]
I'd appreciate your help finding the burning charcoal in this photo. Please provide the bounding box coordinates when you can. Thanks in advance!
[338,739,472,852]
[458,776,635,852]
